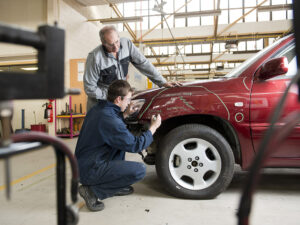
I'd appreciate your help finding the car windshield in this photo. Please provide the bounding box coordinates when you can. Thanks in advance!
[225,35,292,78]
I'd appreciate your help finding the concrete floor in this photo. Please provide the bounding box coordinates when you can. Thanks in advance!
[1,137,300,225]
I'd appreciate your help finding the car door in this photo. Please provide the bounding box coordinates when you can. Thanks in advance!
[250,42,300,162]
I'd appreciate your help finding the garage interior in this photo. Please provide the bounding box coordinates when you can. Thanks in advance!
[1,0,300,225]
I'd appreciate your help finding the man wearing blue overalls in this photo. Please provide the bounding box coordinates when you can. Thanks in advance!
[75,80,161,211]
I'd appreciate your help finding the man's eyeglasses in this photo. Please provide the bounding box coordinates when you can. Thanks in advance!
[121,96,131,102]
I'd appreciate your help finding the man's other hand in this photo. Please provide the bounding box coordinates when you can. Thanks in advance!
[163,81,182,88]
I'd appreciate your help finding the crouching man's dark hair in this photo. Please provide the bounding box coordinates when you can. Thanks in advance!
[107,80,134,102]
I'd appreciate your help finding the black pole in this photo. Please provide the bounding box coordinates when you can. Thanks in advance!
[21,109,25,129]
[55,148,66,225]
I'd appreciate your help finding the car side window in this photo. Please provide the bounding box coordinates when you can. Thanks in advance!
[270,43,297,80]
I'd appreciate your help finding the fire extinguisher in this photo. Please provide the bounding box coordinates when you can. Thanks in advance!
[43,99,54,123]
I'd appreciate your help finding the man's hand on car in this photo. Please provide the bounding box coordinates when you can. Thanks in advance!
[163,81,182,88]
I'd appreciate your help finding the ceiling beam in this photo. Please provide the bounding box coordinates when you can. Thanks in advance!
[133,31,287,46]
[153,60,245,67]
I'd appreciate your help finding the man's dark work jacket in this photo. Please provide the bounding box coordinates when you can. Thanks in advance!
[75,100,153,185]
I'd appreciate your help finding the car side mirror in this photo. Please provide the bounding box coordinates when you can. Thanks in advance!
[257,56,288,80]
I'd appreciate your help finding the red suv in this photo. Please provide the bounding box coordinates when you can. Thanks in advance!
[128,34,300,199]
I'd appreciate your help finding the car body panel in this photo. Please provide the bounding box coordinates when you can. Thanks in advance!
[132,34,300,171]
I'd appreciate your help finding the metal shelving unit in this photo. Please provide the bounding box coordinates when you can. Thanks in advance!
[55,96,85,138]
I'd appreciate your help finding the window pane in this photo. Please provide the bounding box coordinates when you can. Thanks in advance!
[229,9,243,23]
[219,10,229,24]
[288,10,293,19]
[262,0,270,6]
[161,46,168,55]
[185,45,192,54]
[272,11,287,20]
[188,17,200,27]
[269,37,276,45]
[201,0,213,10]
[169,46,176,55]
[153,47,159,54]
[127,22,136,31]
[213,43,219,53]
[163,16,174,28]
[124,2,135,16]
[238,41,246,51]
[149,1,158,15]
[193,44,201,53]
[220,43,226,52]
[247,41,256,50]
[141,17,149,30]
[256,39,263,50]
[245,9,256,22]
[229,0,242,8]
[245,0,256,7]
[136,1,148,16]
[272,0,286,4]
[175,0,186,12]
[150,16,162,29]
[174,18,185,27]
[177,45,184,54]
[202,44,210,53]
[258,12,270,21]
[164,0,173,14]
[187,0,200,11]
[201,16,214,25]
[220,0,229,9]
[116,23,123,32]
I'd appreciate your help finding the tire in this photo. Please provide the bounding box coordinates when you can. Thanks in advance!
[156,124,234,199]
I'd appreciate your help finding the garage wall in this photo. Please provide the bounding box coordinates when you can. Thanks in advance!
[0,0,49,132]
[0,0,149,135]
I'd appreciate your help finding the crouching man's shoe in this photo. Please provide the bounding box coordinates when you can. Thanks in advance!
[114,186,134,196]
[78,185,104,211]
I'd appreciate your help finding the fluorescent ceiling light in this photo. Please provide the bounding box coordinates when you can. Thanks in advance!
[174,9,221,18]
[257,4,292,12]
[88,16,143,24]
[21,67,38,71]
[225,40,238,50]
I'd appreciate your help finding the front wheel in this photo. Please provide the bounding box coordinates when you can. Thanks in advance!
[156,124,235,199]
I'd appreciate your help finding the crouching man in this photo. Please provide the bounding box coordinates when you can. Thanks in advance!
[75,80,161,211]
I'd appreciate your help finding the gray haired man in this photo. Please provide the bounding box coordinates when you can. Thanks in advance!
[83,25,181,111]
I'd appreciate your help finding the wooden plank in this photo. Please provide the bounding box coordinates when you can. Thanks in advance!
[69,59,87,114]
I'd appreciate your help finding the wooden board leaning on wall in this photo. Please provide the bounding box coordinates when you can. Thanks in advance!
[70,59,86,114]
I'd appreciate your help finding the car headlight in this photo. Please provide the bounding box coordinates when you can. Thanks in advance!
[126,99,145,123]
[131,99,145,113]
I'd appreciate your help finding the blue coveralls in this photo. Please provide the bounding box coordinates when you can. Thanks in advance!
[75,100,153,200]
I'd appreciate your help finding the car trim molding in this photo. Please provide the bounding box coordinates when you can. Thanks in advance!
[243,77,250,91]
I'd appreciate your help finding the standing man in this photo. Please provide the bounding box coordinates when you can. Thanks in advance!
[75,80,161,211]
[84,25,180,111]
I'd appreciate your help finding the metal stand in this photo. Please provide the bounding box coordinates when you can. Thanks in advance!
[0,104,79,225]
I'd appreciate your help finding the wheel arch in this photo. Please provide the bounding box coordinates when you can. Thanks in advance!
[155,114,241,164]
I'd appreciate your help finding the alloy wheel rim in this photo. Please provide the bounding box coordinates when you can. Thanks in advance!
[168,138,222,190]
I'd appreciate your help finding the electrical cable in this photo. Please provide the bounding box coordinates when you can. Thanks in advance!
[154,0,185,65]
